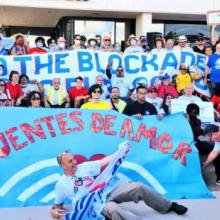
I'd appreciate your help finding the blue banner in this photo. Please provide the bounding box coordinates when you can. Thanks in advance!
[0,108,212,207]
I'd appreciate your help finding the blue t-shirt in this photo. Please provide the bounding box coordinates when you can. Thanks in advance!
[207,53,220,83]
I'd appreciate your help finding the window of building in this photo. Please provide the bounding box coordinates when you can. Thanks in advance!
[165,23,210,42]
[75,20,115,41]
[115,22,125,43]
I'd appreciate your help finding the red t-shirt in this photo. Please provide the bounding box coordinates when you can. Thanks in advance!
[28,47,47,54]
[68,86,88,100]
[211,95,220,113]
[157,84,179,99]
[5,82,22,100]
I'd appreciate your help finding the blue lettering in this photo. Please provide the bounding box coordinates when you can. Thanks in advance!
[35,55,53,74]
[94,53,105,73]
[141,54,158,72]
[150,76,159,87]
[124,55,140,74]
[181,51,195,66]
[196,54,206,72]
[194,78,208,90]
[108,54,123,75]
[161,52,178,70]
[132,77,148,88]
[13,56,32,74]
[78,51,93,72]
[55,53,70,73]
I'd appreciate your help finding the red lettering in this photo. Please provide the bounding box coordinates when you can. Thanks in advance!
[20,120,46,143]
[157,133,172,153]
[135,123,156,148]
[5,127,28,150]
[173,142,192,166]
[120,119,134,140]
[0,132,10,157]
[69,111,84,131]
[40,116,56,137]
[104,115,116,136]
[56,113,72,135]
[91,113,104,133]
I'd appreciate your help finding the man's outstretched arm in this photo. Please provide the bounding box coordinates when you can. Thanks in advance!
[99,151,118,167]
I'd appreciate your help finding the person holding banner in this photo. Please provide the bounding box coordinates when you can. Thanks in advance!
[205,42,220,96]
[106,63,133,100]
[28,91,43,108]
[0,79,8,100]
[174,35,192,51]
[81,84,111,110]
[155,74,178,99]
[10,35,29,55]
[50,146,188,219]
[0,79,13,106]
[123,85,158,119]
[175,64,192,94]
[124,34,143,54]
[186,103,220,185]
[44,78,70,108]
[28,36,47,54]
[5,70,23,106]
[178,84,202,102]
[145,86,163,112]
[101,33,114,52]
[19,74,44,106]
[57,37,67,52]
[68,76,89,108]
[159,93,175,116]
[95,75,110,100]
[107,87,126,113]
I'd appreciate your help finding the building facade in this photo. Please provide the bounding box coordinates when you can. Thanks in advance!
[0,0,219,46]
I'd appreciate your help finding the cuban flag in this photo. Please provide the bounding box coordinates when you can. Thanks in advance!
[65,141,130,220]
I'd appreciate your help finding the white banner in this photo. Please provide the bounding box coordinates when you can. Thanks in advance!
[0,50,207,92]
[171,99,214,123]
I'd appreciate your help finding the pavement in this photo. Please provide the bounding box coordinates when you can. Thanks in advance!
[0,164,219,220]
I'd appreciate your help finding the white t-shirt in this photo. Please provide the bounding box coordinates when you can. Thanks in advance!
[178,95,202,102]
[55,161,101,205]
[145,97,163,112]
[111,76,133,98]
[124,46,143,54]
[22,84,39,98]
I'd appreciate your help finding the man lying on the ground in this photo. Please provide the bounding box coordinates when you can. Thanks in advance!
[50,143,188,219]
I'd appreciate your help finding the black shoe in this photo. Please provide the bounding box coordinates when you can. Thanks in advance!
[169,202,188,215]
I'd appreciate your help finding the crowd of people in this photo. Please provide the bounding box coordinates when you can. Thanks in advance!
[0,26,220,183]
[0,23,220,220]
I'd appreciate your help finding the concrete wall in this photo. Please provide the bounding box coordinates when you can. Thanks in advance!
[0,0,219,14]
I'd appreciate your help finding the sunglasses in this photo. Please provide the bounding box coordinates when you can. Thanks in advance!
[75,38,81,40]
[31,97,40,101]
[104,39,111,42]
[180,68,187,70]
[93,90,101,94]
[0,84,5,87]
[149,91,157,93]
